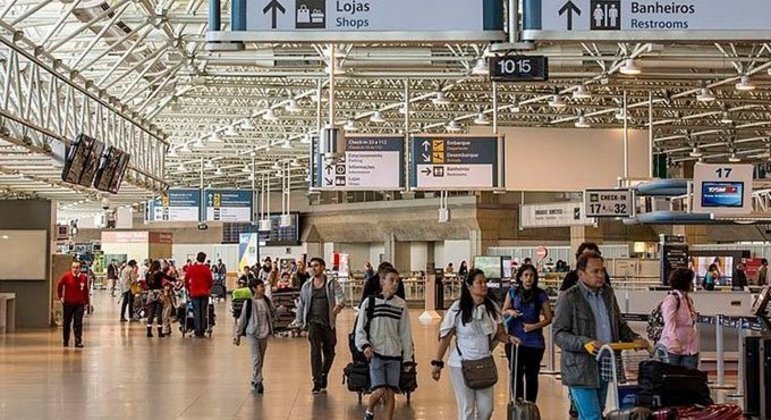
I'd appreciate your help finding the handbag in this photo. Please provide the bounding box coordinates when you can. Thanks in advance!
[456,339,498,390]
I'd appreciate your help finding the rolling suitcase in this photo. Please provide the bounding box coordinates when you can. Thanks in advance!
[653,403,743,420]
[606,407,653,420]
[507,344,541,420]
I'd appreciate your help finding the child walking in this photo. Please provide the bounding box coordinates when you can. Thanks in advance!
[234,279,276,393]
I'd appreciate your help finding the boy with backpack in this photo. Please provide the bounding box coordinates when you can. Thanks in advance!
[231,277,253,336]
[234,279,276,394]
[354,267,414,420]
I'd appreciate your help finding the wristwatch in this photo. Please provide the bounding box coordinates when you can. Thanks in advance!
[430,359,445,369]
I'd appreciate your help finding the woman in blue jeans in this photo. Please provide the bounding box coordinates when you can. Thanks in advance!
[502,264,553,403]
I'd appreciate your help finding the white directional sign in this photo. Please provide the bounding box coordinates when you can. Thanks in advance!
[529,0,771,40]
[520,202,593,228]
[693,163,753,215]
[211,0,504,42]
[410,136,504,191]
[584,188,634,218]
[315,136,404,191]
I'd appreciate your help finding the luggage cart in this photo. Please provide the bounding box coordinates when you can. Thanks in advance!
[597,342,667,413]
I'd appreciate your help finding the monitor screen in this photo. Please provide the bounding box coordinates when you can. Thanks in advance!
[501,256,513,279]
[61,133,105,187]
[94,146,130,194]
[473,256,502,279]
[701,181,744,208]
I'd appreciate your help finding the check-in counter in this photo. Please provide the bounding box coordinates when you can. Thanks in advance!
[615,289,754,317]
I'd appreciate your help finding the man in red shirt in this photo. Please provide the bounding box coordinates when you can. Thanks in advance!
[57,261,90,347]
[185,252,213,338]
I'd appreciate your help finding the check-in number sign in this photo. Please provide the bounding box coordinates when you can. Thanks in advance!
[584,189,633,217]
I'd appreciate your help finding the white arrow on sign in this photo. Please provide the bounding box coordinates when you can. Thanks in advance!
[422,140,431,151]
[422,153,431,162]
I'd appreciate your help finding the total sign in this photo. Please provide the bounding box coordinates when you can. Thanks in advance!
[693,163,753,215]
[532,0,771,40]
[584,188,634,218]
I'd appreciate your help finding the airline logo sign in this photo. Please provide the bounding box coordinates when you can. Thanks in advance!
[315,136,404,191]
[534,0,771,40]
[584,188,633,217]
[410,136,504,190]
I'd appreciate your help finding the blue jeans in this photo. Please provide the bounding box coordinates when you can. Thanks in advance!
[570,381,609,420]
[191,297,209,336]
[667,353,699,370]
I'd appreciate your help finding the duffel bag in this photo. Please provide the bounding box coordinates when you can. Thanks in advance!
[637,360,713,408]
[653,403,743,420]
[606,407,653,420]
[343,361,370,392]
[399,362,418,393]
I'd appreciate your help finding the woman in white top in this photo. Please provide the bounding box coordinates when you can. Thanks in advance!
[431,269,520,420]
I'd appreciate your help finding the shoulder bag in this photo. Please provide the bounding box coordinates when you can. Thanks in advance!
[455,311,498,390]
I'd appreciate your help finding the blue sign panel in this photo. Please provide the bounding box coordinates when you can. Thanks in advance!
[149,189,202,222]
[701,182,744,208]
[204,189,254,222]
[410,136,504,190]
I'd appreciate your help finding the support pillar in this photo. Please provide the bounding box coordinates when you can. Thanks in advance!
[672,225,709,245]
[570,225,604,265]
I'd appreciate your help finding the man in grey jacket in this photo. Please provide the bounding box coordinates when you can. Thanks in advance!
[553,251,647,420]
[294,257,346,394]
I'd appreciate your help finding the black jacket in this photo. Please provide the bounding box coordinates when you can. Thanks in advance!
[559,269,612,292]
[360,273,406,305]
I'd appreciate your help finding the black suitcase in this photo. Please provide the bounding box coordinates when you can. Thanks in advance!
[637,360,712,407]
[507,344,541,420]
[343,361,370,392]
[399,362,418,402]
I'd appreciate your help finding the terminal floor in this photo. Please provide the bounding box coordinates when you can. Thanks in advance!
[0,292,740,420]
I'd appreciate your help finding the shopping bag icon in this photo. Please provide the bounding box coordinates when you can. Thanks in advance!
[297,4,310,24]
[311,9,324,23]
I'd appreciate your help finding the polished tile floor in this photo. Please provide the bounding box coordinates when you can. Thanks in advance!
[0,292,587,419]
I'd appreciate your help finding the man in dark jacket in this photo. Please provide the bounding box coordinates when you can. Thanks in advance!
[57,261,91,348]
[185,252,214,338]
[559,242,612,292]
[360,261,405,305]
[553,251,647,420]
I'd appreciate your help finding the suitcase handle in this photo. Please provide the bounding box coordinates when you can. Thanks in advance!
[509,343,519,403]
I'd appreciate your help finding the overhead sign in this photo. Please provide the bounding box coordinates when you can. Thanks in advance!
[204,190,254,222]
[520,202,593,228]
[410,136,504,191]
[212,0,504,42]
[149,189,201,222]
[693,163,753,215]
[528,0,771,40]
[314,136,404,191]
[490,56,549,82]
[584,188,634,217]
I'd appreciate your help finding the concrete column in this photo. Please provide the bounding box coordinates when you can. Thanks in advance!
[384,233,396,263]
[570,225,604,265]
[469,228,483,258]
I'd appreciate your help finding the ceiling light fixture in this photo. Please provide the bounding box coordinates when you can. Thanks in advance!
[241,165,250,174]
[194,137,205,148]
[574,116,590,128]
[719,111,733,125]
[205,159,215,169]
[223,126,236,137]
[432,91,451,106]
[619,58,642,76]
[344,118,359,132]
[572,85,592,100]
[215,167,223,176]
[689,147,703,158]
[548,94,566,108]
[370,111,385,123]
[398,105,408,115]
[284,99,301,113]
[729,152,741,163]
[241,119,254,129]
[281,139,292,149]
[473,112,490,125]
[446,120,463,132]
[615,110,629,121]
[263,108,277,121]
[696,87,716,102]
[471,58,489,76]
[168,148,177,157]
[735,75,756,91]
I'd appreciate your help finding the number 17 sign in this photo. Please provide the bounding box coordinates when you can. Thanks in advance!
[693,163,753,215]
